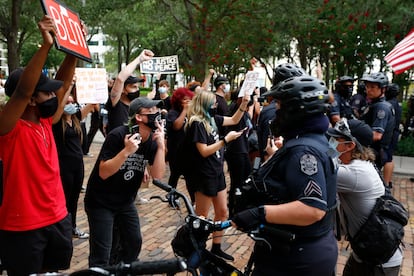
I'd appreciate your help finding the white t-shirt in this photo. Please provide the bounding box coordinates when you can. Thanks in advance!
[337,159,402,268]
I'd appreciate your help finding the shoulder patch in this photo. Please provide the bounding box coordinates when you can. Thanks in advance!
[304,180,323,197]
[300,154,318,176]
[377,109,386,119]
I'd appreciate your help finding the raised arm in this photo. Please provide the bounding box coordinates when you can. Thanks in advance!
[202,68,215,89]
[110,49,154,106]
[0,15,55,135]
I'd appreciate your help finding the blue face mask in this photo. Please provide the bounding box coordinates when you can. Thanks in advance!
[64,103,77,115]
[158,87,168,94]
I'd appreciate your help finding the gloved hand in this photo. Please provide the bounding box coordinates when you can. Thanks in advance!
[232,206,266,232]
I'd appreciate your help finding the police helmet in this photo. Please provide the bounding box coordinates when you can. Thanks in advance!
[272,63,306,87]
[263,63,306,97]
[273,75,330,116]
[361,72,388,88]
[337,75,355,83]
[385,83,400,99]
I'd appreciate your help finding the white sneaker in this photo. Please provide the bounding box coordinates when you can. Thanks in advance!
[137,197,149,205]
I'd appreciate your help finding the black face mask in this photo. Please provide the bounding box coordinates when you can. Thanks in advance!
[37,97,58,118]
[127,91,140,101]
[145,112,161,131]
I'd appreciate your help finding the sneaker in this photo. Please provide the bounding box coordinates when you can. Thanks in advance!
[73,228,89,239]
[136,197,149,205]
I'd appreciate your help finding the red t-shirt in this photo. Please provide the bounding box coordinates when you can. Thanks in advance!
[0,118,67,231]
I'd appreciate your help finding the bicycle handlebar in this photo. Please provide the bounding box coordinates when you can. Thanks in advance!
[70,258,187,275]
[152,179,232,233]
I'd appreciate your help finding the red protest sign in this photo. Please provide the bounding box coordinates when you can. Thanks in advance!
[40,0,92,63]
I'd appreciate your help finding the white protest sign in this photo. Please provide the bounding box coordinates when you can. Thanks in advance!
[140,55,179,74]
[75,68,108,104]
[238,71,260,97]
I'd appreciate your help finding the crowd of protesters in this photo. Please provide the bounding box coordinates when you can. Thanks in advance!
[0,15,411,276]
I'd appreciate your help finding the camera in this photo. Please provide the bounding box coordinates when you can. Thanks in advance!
[258,96,266,103]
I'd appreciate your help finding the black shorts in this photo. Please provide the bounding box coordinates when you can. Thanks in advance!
[0,214,73,275]
[196,172,226,197]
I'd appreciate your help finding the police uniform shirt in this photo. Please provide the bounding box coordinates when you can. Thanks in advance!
[263,134,337,238]
[362,97,395,149]
[85,125,157,210]
[331,93,354,119]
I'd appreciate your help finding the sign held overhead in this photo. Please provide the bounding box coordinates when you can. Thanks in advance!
[40,0,92,63]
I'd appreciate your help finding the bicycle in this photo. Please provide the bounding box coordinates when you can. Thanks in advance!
[68,179,293,275]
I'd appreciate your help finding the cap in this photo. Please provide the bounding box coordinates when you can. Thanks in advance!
[214,76,229,88]
[125,75,144,86]
[5,67,63,97]
[129,97,162,117]
[327,118,373,150]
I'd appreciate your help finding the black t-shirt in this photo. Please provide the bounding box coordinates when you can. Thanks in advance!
[185,116,224,182]
[52,112,84,163]
[105,99,129,134]
[85,125,157,210]
[166,109,186,162]
[225,112,250,154]
[154,95,172,113]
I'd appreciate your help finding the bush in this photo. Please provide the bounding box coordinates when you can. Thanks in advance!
[395,136,414,157]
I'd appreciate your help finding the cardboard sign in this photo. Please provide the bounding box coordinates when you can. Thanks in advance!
[75,68,108,104]
[238,71,260,97]
[140,55,179,74]
[40,0,92,63]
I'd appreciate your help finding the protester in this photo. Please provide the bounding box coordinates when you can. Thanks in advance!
[166,87,194,205]
[327,118,403,275]
[232,76,338,275]
[84,97,165,267]
[153,79,172,116]
[0,15,79,275]
[105,50,151,135]
[52,90,95,239]
[184,90,250,261]
[225,92,252,217]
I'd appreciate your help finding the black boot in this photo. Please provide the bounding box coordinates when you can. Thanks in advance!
[211,243,234,261]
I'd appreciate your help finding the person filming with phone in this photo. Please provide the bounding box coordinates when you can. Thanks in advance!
[84,97,165,268]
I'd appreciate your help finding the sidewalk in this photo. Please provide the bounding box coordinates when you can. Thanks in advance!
[62,140,414,275]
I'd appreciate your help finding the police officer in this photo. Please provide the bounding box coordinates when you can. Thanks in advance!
[257,63,306,161]
[350,82,368,119]
[360,72,395,172]
[232,76,338,276]
[383,83,402,187]
[329,75,356,125]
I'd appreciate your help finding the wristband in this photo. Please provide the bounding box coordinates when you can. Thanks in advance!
[239,107,246,112]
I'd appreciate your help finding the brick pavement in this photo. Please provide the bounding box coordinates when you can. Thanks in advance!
[61,140,414,275]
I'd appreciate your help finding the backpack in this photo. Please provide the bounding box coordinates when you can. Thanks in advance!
[347,188,408,265]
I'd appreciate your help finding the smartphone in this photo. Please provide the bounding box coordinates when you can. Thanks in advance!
[130,125,140,139]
